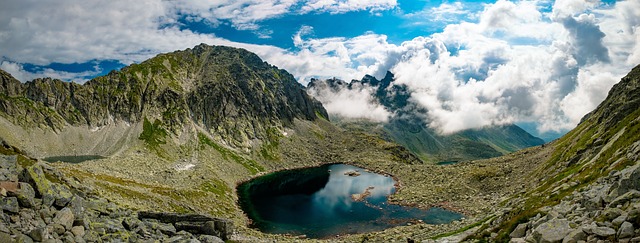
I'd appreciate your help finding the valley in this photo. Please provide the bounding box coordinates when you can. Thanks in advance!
[0,44,638,242]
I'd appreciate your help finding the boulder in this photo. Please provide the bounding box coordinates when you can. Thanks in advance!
[562,229,586,243]
[609,190,640,208]
[619,221,635,239]
[600,208,624,222]
[592,226,616,237]
[15,234,34,243]
[199,234,224,243]
[613,215,628,227]
[7,182,36,208]
[53,207,75,230]
[123,216,143,231]
[28,227,47,242]
[0,155,19,181]
[156,222,177,236]
[71,226,85,237]
[0,197,19,213]
[510,223,528,238]
[20,164,73,207]
[532,218,573,243]
[0,231,11,243]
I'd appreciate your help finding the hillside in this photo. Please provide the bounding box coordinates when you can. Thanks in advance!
[307,72,544,162]
[0,44,327,158]
[463,64,640,242]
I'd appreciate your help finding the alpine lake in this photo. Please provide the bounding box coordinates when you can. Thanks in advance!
[237,164,463,239]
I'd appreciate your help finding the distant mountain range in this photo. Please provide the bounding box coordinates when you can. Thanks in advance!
[308,71,545,162]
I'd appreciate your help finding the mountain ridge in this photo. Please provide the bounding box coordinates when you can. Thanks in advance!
[0,44,328,156]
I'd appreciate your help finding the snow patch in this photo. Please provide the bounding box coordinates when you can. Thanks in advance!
[175,163,195,171]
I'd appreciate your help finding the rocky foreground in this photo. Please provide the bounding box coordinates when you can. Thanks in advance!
[505,157,640,243]
[0,152,232,243]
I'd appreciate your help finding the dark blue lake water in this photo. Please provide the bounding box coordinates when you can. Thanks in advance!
[43,155,105,163]
[237,164,463,238]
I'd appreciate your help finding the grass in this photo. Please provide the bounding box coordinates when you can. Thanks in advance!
[139,117,168,149]
[431,216,494,240]
[198,132,264,174]
[200,179,231,197]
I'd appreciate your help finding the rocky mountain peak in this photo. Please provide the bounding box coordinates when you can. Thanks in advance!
[0,44,328,151]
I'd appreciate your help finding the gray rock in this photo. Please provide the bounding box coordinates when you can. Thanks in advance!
[198,235,224,243]
[122,217,142,231]
[7,182,36,208]
[619,221,635,239]
[20,164,74,208]
[1,197,20,213]
[613,215,627,227]
[582,222,599,234]
[28,227,47,241]
[51,223,66,235]
[533,218,573,243]
[15,234,34,243]
[83,230,101,242]
[156,222,177,236]
[562,228,586,243]
[510,223,528,238]
[0,231,11,243]
[609,190,640,208]
[612,164,640,196]
[71,226,85,237]
[91,218,124,234]
[600,208,624,222]
[592,226,616,237]
[0,155,19,181]
[53,207,74,230]
[63,232,74,242]
[68,196,84,224]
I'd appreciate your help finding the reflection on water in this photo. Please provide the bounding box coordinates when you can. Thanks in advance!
[238,164,463,238]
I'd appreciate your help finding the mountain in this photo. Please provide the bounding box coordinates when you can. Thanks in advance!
[0,43,637,242]
[0,44,426,242]
[307,71,544,162]
[466,64,640,241]
[0,44,327,157]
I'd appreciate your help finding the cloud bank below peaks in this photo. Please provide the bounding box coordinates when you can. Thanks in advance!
[307,78,392,122]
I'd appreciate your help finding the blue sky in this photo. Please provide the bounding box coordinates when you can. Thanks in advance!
[0,0,638,140]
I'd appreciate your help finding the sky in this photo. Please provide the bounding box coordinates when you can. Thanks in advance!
[0,0,639,140]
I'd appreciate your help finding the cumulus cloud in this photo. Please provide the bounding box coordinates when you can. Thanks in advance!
[268,0,639,135]
[167,0,396,33]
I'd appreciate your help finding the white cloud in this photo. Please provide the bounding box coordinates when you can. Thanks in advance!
[301,0,397,14]
[271,0,639,134]
[0,61,101,83]
[0,0,637,135]
[308,82,391,122]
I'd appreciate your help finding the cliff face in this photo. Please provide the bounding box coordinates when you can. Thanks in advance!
[0,44,327,150]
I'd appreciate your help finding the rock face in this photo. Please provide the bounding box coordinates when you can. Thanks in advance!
[307,72,544,162]
[0,149,233,242]
[0,44,327,150]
